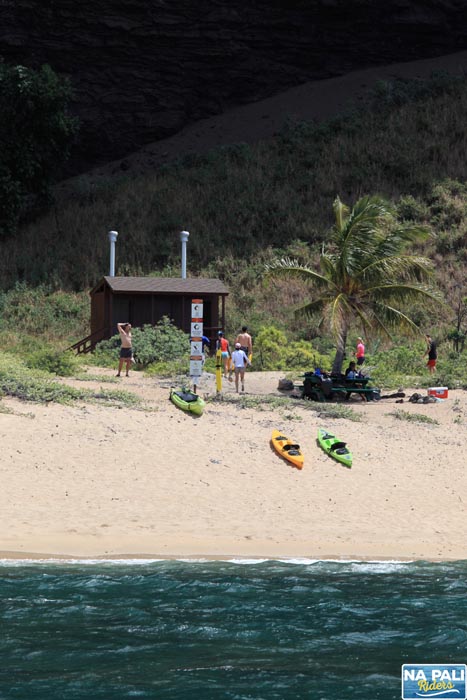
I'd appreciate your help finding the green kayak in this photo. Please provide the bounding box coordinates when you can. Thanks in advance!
[170,388,205,416]
[317,428,352,468]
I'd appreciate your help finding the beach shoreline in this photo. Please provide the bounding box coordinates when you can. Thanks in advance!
[0,531,465,563]
[2,369,466,563]
[0,553,463,563]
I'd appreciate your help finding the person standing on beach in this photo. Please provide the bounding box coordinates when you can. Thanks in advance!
[236,326,252,359]
[424,334,437,374]
[355,336,365,366]
[231,342,251,393]
[216,331,231,377]
[116,322,132,377]
[201,335,210,366]
[190,334,210,367]
[199,335,210,367]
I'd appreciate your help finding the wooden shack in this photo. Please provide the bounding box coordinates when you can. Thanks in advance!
[72,276,229,353]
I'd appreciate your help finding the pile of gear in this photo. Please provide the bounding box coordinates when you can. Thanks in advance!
[407,392,439,404]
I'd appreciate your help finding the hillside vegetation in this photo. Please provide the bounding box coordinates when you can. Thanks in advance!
[3,73,467,289]
[2,73,467,380]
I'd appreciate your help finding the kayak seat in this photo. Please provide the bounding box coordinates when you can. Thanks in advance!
[330,441,347,451]
[283,444,300,452]
[176,391,198,402]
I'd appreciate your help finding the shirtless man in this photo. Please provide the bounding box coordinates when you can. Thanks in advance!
[116,322,132,377]
[235,326,252,357]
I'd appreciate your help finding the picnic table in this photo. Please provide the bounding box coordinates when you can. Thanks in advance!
[301,372,379,402]
[331,376,376,401]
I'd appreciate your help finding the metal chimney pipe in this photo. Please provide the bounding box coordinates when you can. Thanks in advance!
[108,230,118,276]
[180,230,190,279]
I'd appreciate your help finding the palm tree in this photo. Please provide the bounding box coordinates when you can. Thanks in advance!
[266,195,444,374]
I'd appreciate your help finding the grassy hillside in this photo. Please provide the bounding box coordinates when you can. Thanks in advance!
[2,73,466,289]
[2,73,467,363]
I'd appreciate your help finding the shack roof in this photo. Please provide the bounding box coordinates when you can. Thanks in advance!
[91,276,229,296]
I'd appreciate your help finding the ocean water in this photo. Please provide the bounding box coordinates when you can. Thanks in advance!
[0,559,466,699]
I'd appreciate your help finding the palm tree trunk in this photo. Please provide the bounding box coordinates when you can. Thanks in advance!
[332,329,348,375]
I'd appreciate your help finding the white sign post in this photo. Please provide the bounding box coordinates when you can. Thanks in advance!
[190,298,203,391]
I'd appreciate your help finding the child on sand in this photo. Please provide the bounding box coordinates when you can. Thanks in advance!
[231,342,251,393]
[235,326,252,359]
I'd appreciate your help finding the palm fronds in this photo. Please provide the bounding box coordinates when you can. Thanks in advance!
[264,257,331,289]
[265,194,444,372]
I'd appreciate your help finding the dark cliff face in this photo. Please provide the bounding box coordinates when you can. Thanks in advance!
[1,0,466,174]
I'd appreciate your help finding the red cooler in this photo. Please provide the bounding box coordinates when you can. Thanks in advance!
[428,387,448,399]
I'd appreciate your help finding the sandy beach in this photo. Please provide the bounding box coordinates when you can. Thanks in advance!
[1,369,465,561]
[39,50,467,563]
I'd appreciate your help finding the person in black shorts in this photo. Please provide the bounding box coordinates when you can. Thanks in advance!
[117,322,132,377]
[424,334,437,374]
[235,326,252,358]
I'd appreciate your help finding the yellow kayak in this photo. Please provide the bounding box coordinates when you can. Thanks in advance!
[271,429,304,469]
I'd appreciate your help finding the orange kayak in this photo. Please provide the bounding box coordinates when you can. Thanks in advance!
[271,429,304,469]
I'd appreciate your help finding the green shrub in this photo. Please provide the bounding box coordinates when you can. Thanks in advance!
[371,344,424,377]
[89,337,120,368]
[93,316,190,369]
[367,339,467,389]
[25,348,78,376]
[253,325,331,371]
[132,317,189,366]
[283,339,331,371]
